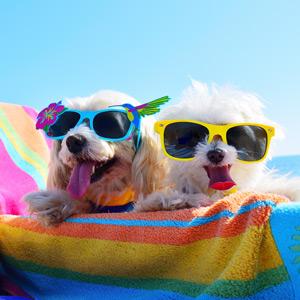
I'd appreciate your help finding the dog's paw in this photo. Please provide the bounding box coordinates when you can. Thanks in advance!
[134,191,212,212]
[24,190,76,226]
[134,191,175,212]
[183,193,214,208]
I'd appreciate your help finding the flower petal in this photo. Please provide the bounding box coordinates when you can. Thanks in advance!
[48,103,56,110]
[37,107,48,118]
[55,105,65,113]
[36,118,47,129]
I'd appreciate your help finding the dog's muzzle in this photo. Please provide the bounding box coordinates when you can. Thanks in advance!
[66,135,87,154]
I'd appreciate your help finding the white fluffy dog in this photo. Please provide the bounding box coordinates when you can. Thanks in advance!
[136,81,300,212]
[25,90,167,225]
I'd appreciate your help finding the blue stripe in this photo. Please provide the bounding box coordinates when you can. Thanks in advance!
[64,200,276,228]
[0,129,46,189]
[4,270,193,300]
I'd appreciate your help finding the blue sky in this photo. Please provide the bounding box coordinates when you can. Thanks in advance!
[0,0,299,155]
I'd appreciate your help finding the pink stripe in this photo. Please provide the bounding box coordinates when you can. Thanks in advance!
[22,105,37,119]
[0,139,38,215]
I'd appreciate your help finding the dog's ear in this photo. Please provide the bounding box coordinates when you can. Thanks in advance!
[131,123,168,196]
[47,142,70,190]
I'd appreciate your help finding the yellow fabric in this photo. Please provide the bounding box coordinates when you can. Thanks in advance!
[0,222,282,284]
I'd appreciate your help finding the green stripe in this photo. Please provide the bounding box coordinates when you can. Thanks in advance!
[0,109,47,171]
[2,254,289,298]
[207,266,289,298]
[290,244,300,252]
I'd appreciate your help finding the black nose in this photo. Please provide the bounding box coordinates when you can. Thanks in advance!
[66,135,86,154]
[207,149,225,164]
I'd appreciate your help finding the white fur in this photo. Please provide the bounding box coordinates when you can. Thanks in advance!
[137,81,300,212]
[25,90,167,225]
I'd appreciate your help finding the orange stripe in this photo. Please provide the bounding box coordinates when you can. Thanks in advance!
[2,205,274,245]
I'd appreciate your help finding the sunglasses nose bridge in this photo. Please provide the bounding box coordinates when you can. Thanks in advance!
[207,126,226,144]
[213,134,224,141]
[81,117,91,128]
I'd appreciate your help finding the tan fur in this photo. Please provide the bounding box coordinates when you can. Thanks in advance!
[132,125,168,195]
[47,142,71,190]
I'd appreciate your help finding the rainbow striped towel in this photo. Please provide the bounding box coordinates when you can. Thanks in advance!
[0,102,50,215]
[0,193,300,299]
[0,103,300,299]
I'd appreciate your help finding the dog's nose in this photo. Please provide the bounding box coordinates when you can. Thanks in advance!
[207,149,225,164]
[66,135,86,154]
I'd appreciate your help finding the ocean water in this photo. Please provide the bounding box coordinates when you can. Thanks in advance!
[267,155,300,177]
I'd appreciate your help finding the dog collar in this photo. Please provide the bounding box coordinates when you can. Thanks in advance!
[97,187,135,207]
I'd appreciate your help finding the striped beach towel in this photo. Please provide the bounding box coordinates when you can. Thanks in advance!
[0,102,50,215]
[1,193,300,299]
[0,102,299,299]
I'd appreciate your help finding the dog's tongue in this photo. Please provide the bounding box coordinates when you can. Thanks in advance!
[205,165,236,191]
[67,161,94,199]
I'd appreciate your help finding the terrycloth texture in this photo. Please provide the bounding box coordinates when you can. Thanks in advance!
[1,192,300,299]
[0,103,50,215]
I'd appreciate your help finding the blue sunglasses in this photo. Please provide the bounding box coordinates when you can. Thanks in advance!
[36,96,171,149]
[47,107,137,140]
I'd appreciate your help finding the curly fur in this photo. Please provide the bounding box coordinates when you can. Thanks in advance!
[25,90,167,225]
[136,81,300,212]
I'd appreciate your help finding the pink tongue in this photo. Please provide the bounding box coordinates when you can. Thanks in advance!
[204,165,236,191]
[67,161,95,199]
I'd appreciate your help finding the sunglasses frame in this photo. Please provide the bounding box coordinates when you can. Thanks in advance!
[47,107,135,142]
[154,120,275,163]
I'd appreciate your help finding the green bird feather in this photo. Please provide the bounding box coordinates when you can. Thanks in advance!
[136,96,170,117]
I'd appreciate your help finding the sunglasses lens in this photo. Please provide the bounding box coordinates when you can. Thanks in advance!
[93,111,131,139]
[47,111,80,138]
[227,125,268,161]
[164,122,209,159]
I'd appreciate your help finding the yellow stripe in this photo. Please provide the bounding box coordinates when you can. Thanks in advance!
[0,120,48,181]
[1,104,49,163]
[0,222,282,284]
[0,107,48,180]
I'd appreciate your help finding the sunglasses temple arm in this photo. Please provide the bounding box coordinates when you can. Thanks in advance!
[135,130,142,151]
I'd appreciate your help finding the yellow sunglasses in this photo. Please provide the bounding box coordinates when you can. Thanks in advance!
[154,120,275,163]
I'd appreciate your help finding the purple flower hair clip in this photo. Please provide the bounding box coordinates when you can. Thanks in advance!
[36,101,67,132]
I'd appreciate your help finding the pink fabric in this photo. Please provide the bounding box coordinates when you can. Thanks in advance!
[0,103,50,216]
[0,141,33,215]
